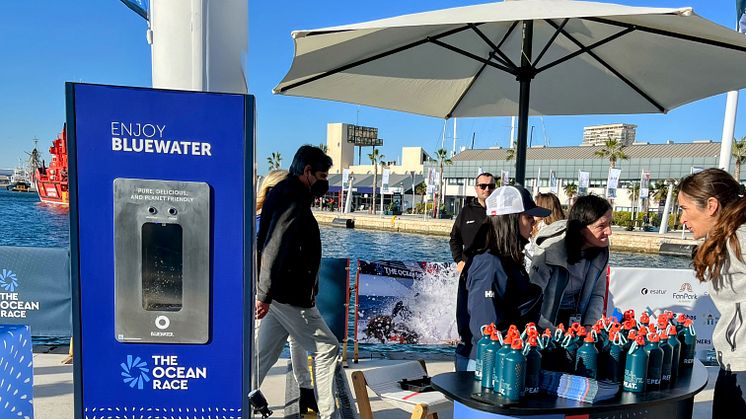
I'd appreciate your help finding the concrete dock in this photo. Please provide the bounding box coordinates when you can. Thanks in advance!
[33,350,717,419]
[313,210,698,255]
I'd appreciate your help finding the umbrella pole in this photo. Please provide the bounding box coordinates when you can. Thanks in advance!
[515,20,533,186]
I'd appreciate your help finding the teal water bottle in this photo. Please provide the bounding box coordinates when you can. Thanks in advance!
[678,319,697,370]
[605,330,626,384]
[480,333,501,391]
[623,336,648,393]
[523,336,542,396]
[495,332,516,394]
[575,333,599,378]
[475,324,496,382]
[540,328,555,370]
[643,333,663,391]
[667,325,681,385]
[675,313,688,335]
[502,339,526,401]
[658,331,674,389]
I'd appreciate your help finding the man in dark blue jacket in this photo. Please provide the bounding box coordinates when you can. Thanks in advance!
[255,145,339,419]
[449,172,494,370]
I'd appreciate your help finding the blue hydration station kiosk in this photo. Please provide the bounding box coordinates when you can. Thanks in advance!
[67,83,254,419]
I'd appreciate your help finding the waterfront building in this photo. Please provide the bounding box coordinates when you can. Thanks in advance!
[326,122,431,175]
[429,141,740,216]
[582,123,637,146]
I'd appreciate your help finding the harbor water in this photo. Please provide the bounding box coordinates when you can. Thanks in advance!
[0,189,692,353]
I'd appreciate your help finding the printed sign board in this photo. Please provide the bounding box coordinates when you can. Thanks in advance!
[67,83,254,418]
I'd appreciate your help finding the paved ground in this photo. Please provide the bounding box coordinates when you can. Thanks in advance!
[31,352,717,419]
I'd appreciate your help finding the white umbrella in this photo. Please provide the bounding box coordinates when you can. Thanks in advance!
[274,0,746,183]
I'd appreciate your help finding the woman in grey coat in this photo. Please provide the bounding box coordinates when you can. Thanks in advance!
[678,168,746,417]
[529,195,612,330]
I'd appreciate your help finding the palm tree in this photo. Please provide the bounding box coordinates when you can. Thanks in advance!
[267,152,282,171]
[415,181,427,213]
[318,143,328,153]
[651,181,669,206]
[435,148,453,218]
[733,136,746,181]
[368,148,385,214]
[564,182,578,205]
[627,182,640,203]
[594,137,629,169]
[505,141,516,162]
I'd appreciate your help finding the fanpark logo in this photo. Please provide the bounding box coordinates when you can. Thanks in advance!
[673,282,698,303]
[0,269,19,292]
[121,355,151,390]
[640,287,667,295]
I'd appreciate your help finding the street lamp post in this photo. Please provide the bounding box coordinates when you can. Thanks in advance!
[410,171,416,215]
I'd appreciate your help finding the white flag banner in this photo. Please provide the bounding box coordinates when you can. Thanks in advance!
[533,167,541,196]
[500,170,510,186]
[606,168,622,199]
[381,168,390,194]
[342,169,350,189]
[426,168,436,195]
[549,170,558,194]
[578,170,590,196]
[639,170,651,198]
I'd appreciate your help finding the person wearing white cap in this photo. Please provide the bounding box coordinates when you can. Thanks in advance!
[466,185,550,364]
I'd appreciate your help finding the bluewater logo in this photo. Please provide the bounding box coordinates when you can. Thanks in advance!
[0,269,19,292]
[121,355,151,390]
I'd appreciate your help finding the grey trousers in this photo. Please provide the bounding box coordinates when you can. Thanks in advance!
[256,302,339,419]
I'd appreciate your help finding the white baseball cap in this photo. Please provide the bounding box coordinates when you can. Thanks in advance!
[486,185,551,217]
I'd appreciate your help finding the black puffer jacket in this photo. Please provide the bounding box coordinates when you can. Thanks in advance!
[257,176,321,308]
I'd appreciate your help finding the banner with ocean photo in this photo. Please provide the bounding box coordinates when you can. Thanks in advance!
[356,260,458,345]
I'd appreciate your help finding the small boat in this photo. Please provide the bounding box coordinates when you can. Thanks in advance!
[34,125,69,205]
[5,165,31,192]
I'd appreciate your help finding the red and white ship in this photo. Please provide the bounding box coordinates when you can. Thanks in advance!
[35,125,69,206]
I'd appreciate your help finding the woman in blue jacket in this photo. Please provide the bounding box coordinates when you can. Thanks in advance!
[467,185,549,362]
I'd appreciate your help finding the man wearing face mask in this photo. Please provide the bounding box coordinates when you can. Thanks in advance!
[255,145,339,419]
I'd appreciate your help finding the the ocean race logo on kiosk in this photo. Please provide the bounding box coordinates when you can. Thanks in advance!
[0,268,42,319]
[120,355,208,391]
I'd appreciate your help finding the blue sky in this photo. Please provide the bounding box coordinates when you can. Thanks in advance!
[1,0,745,171]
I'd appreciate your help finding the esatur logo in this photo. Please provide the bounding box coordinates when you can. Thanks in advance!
[0,269,19,292]
[640,287,666,295]
[121,355,151,390]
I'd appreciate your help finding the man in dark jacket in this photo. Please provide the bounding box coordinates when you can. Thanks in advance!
[449,172,494,370]
[255,145,339,419]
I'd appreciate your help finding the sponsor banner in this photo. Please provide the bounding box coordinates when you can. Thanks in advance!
[606,267,718,362]
[549,170,558,194]
[342,169,350,189]
[606,168,621,199]
[381,168,390,194]
[357,260,458,345]
[578,170,590,196]
[640,170,651,198]
[0,246,71,337]
[739,0,746,33]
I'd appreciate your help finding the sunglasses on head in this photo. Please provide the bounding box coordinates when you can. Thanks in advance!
[477,183,496,190]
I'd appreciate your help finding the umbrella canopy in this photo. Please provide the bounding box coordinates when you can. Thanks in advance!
[274,0,746,182]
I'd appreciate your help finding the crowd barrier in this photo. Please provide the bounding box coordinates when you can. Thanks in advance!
[0,246,719,365]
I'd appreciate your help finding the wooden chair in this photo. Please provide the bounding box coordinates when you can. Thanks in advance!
[351,360,451,419]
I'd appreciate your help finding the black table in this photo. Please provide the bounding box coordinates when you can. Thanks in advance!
[431,361,708,419]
